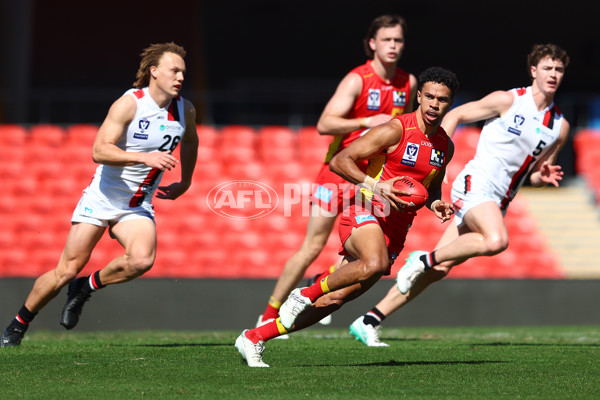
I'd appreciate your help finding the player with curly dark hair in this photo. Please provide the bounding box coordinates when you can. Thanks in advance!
[349,43,569,347]
[236,67,459,367]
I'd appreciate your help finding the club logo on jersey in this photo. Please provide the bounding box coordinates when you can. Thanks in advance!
[401,142,420,166]
[138,118,150,131]
[508,114,525,136]
[393,90,406,107]
[367,89,381,110]
[429,149,445,168]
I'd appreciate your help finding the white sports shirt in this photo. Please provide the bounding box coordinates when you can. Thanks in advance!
[457,86,563,210]
[88,87,187,209]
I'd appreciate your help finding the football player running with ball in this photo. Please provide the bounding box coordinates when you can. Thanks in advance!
[235,67,458,367]
[349,43,570,347]
[255,15,417,332]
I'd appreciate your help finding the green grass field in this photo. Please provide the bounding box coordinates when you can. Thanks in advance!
[1,326,599,399]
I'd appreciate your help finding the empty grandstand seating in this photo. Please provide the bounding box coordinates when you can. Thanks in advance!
[0,123,564,279]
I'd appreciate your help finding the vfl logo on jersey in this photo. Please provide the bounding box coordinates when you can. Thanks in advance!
[429,149,445,168]
[401,142,420,167]
[508,114,525,136]
[138,118,150,131]
[367,89,381,110]
[393,90,406,107]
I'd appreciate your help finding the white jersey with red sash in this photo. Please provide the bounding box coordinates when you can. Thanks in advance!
[89,87,186,209]
[452,86,563,219]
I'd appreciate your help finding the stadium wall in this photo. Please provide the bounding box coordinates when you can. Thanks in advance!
[1,278,599,332]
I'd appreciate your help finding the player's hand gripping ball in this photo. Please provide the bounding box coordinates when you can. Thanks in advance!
[393,176,428,212]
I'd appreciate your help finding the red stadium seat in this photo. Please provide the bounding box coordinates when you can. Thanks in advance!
[65,124,98,148]
[0,145,25,164]
[196,145,217,163]
[573,129,600,154]
[25,126,69,164]
[259,145,298,164]
[68,163,96,186]
[267,160,306,184]
[255,213,291,233]
[223,161,266,180]
[218,145,257,163]
[60,142,94,167]
[0,124,27,145]
[298,126,331,164]
[257,125,296,149]
[28,124,66,147]
[0,248,28,277]
[452,126,480,150]
[27,158,66,182]
[299,148,328,165]
[10,175,38,197]
[573,129,600,176]
[196,124,220,148]
[190,250,229,278]
[219,125,257,149]
[297,126,330,147]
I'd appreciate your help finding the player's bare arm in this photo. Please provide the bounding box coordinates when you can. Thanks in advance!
[329,118,408,210]
[317,72,393,135]
[441,90,515,137]
[157,100,199,200]
[529,118,569,187]
[92,95,178,170]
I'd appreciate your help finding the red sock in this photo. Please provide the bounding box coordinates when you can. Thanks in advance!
[316,266,334,282]
[300,275,330,302]
[261,296,282,322]
[245,319,287,343]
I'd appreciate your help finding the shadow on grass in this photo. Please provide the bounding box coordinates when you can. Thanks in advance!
[382,338,431,343]
[106,343,231,348]
[302,360,507,367]
[471,342,600,347]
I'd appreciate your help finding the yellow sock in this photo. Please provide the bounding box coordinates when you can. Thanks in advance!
[268,296,282,309]
[320,275,330,294]
[275,318,288,335]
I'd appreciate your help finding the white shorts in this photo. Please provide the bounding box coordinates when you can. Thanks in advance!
[450,168,507,227]
[71,186,155,228]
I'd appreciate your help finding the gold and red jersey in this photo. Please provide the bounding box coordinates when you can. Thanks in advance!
[324,61,413,163]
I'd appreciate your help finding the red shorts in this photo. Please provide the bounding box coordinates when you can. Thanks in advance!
[338,203,414,274]
[309,163,354,214]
